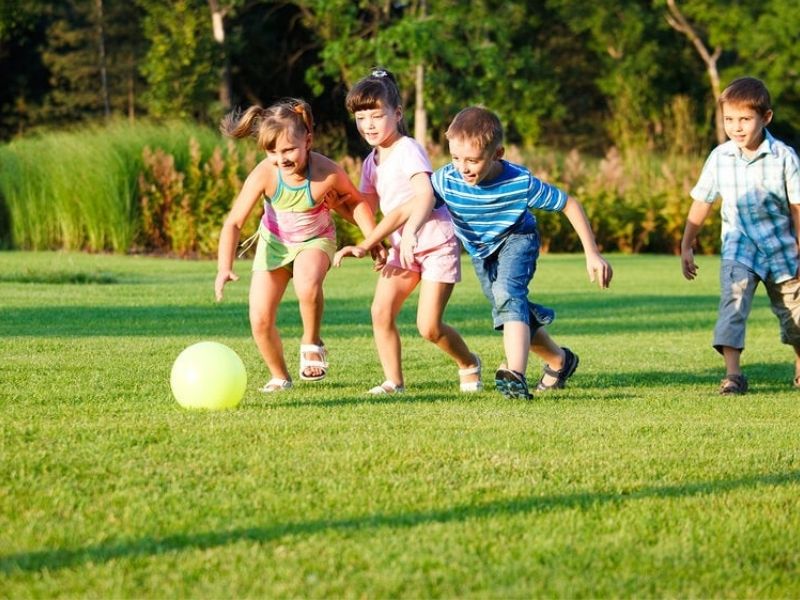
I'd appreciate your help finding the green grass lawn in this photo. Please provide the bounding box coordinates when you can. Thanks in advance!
[2,251,799,598]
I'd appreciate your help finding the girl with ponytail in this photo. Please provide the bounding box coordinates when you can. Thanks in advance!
[215,98,379,393]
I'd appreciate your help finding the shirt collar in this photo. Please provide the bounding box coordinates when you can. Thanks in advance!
[721,129,776,160]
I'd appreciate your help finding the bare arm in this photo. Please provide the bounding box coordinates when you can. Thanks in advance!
[792,203,800,277]
[680,200,714,280]
[561,195,612,288]
[343,172,433,253]
[215,160,271,301]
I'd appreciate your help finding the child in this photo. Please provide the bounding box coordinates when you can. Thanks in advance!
[333,69,482,395]
[680,76,800,395]
[215,98,377,392]
[400,106,612,399]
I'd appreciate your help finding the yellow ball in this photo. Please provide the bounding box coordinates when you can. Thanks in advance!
[170,341,247,410]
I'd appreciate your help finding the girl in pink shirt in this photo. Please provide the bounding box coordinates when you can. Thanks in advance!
[335,69,481,395]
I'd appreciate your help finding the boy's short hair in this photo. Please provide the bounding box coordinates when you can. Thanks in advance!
[445,106,503,154]
[719,76,772,116]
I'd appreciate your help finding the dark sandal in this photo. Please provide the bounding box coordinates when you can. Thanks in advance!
[719,373,748,395]
[495,367,531,399]
[536,347,579,391]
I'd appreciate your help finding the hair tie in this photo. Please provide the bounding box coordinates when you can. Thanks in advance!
[371,69,388,78]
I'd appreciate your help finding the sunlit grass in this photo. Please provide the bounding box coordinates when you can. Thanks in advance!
[1,251,799,598]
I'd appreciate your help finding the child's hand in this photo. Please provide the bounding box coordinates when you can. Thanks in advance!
[681,248,698,280]
[370,245,388,271]
[215,270,239,302]
[399,230,417,269]
[333,245,367,267]
[586,252,612,289]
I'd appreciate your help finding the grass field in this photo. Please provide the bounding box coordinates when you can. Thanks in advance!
[2,251,799,598]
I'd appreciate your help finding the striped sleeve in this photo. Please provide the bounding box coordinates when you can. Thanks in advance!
[527,175,567,211]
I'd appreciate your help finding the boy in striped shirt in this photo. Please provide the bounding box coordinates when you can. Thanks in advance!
[681,76,800,395]
[402,106,612,399]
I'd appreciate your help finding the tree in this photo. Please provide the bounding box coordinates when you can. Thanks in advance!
[139,0,219,120]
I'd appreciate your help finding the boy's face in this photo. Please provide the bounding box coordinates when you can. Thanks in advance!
[722,102,773,155]
[448,137,503,186]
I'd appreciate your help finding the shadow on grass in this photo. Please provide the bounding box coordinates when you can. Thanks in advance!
[2,469,799,575]
[0,294,722,338]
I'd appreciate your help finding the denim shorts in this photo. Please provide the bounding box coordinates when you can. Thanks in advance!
[471,231,555,331]
[714,259,800,351]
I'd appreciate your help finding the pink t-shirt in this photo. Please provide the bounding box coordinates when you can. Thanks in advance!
[361,136,455,253]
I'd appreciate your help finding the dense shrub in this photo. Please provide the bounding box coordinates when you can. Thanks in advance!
[0,122,723,257]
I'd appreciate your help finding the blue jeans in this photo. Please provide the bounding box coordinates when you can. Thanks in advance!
[471,231,555,331]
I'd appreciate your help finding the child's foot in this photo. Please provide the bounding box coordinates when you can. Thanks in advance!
[719,373,748,395]
[299,343,328,381]
[536,347,579,391]
[260,378,293,393]
[494,366,531,399]
[459,354,483,392]
[367,381,405,395]
[794,375,800,389]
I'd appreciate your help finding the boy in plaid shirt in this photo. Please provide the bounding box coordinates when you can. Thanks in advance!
[681,76,800,394]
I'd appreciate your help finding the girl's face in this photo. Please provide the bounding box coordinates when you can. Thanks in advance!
[266,127,311,178]
[353,101,402,148]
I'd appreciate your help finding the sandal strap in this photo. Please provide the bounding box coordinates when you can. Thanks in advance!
[458,355,482,377]
[367,381,404,394]
[260,378,292,393]
[541,364,560,377]
[300,344,328,368]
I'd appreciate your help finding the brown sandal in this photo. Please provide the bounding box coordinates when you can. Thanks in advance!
[719,374,748,395]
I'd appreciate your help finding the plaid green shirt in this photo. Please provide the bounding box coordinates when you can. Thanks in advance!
[691,130,800,283]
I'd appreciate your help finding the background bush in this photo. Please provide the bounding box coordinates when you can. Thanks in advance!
[0,122,723,257]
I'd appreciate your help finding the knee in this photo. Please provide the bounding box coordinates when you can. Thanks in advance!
[294,281,322,305]
[249,309,275,334]
[371,301,393,328]
[416,317,442,343]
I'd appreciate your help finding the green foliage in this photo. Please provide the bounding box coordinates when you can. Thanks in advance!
[138,0,219,120]
[3,251,800,597]
[137,137,257,256]
[0,120,232,253]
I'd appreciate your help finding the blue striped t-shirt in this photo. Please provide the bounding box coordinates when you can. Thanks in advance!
[431,160,567,258]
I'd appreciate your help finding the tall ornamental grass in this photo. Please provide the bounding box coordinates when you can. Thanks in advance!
[0,120,227,253]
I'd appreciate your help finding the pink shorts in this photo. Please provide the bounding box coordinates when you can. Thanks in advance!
[386,237,462,284]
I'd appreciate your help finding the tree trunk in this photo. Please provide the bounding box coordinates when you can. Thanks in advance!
[95,0,111,118]
[665,0,725,144]
[414,63,427,146]
[413,0,427,146]
[208,0,232,111]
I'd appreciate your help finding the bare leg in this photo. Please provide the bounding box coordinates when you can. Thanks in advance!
[417,280,480,385]
[721,345,742,375]
[249,268,291,381]
[292,249,331,379]
[502,321,532,374]
[530,327,566,387]
[794,346,800,383]
[371,265,418,387]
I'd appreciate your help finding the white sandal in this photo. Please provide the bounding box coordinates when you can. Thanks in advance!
[367,380,405,395]
[459,355,483,393]
[260,378,292,393]
[299,343,329,381]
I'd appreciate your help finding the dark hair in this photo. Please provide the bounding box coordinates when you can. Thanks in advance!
[445,106,504,154]
[220,98,313,151]
[719,77,772,116]
[345,68,409,136]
